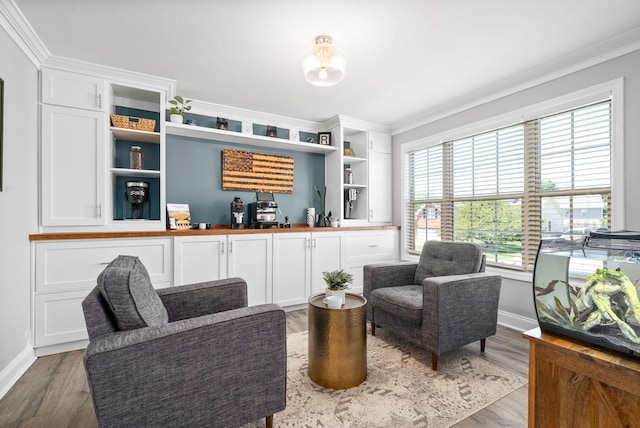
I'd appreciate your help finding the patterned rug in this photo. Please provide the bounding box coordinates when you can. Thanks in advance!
[244,330,527,428]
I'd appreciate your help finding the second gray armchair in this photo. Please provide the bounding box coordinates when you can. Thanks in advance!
[364,241,502,370]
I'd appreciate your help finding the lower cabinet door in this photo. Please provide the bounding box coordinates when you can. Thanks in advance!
[34,290,90,347]
[174,236,227,285]
[273,233,311,306]
[227,234,273,306]
[311,232,346,295]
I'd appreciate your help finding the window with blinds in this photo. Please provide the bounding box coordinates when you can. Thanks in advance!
[404,100,611,270]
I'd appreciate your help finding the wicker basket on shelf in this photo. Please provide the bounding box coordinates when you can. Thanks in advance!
[111,114,156,132]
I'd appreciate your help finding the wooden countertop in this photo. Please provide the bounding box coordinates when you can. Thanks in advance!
[29,225,400,241]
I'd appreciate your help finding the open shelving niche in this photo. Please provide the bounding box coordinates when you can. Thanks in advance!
[340,126,370,224]
[108,84,165,228]
[164,99,340,156]
[165,122,337,155]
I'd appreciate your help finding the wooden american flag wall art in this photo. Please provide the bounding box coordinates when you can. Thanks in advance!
[222,149,294,193]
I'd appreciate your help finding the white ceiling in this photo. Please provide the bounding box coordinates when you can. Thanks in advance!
[13,0,640,131]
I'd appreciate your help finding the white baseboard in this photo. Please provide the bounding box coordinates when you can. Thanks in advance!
[0,345,36,400]
[34,339,88,357]
[497,310,539,332]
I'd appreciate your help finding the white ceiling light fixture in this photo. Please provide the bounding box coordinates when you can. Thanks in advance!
[302,35,346,87]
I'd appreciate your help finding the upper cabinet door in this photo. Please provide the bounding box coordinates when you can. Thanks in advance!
[41,68,106,111]
[369,130,392,154]
[41,105,106,226]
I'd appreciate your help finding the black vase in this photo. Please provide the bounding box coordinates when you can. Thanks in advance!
[316,215,329,227]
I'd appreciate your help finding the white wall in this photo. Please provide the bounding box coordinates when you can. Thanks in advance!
[0,24,39,396]
[392,49,640,327]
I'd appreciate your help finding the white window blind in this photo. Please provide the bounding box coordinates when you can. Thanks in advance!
[404,100,611,271]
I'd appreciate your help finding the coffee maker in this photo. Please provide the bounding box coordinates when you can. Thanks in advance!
[124,181,150,220]
[249,192,279,229]
[230,197,245,229]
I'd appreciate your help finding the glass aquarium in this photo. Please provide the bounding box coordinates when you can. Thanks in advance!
[533,231,640,359]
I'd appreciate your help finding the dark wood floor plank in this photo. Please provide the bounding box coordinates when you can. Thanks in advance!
[0,309,530,427]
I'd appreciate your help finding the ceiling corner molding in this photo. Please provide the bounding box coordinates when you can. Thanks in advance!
[392,26,640,136]
[0,0,49,66]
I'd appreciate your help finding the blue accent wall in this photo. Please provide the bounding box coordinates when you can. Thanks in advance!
[166,135,325,225]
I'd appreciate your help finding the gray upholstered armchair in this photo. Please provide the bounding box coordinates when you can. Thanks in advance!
[363,241,502,370]
[82,255,286,428]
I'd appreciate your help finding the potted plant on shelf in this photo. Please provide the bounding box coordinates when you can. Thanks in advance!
[168,95,192,124]
[322,269,353,305]
[314,185,331,227]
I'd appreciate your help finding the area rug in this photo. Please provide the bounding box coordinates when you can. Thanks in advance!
[244,330,527,428]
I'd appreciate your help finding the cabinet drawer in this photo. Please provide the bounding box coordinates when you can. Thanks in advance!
[35,238,172,293]
[346,230,399,266]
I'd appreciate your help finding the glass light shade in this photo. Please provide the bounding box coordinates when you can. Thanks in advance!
[302,35,346,86]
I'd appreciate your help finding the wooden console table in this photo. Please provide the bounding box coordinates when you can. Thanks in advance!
[523,328,640,428]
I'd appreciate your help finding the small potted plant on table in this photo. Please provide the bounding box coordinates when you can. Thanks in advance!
[322,269,353,306]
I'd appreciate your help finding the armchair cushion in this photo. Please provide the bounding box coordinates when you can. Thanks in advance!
[371,285,423,325]
[96,255,168,330]
[414,241,483,284]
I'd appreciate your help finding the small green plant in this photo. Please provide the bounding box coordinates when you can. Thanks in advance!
[322,269,353,291]
[168,95,192,116]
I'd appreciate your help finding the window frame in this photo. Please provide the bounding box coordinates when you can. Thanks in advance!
[400,79,625,276]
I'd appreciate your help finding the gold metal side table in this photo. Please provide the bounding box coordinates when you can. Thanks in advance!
[308,293,367,389]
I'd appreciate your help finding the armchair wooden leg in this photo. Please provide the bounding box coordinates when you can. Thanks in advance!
[266,414,273,428]
[480,338,486,353]
[371,322,376,336]
[431,353,438,371]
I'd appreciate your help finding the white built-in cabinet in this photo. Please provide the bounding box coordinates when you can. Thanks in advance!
[32,237,173,356]
[323,117,393,226]
[174,233,274,306]
[39,67,169,232]
[345,229,400,293]
[272,231,345,306]
[32,60,398,358]
[31,228,398,355]
[368,131,392,223]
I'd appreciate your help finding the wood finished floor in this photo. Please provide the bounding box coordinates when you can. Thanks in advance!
[0,309,530,427]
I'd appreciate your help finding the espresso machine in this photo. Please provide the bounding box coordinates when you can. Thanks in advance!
[124,181,150,220]
[249,192,279,229]
[230,197,245,229]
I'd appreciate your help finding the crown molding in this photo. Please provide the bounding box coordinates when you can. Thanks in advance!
[337,115,390,133]
[0,0,49,66]
[41,55,176,95]
[392,27,640,135]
